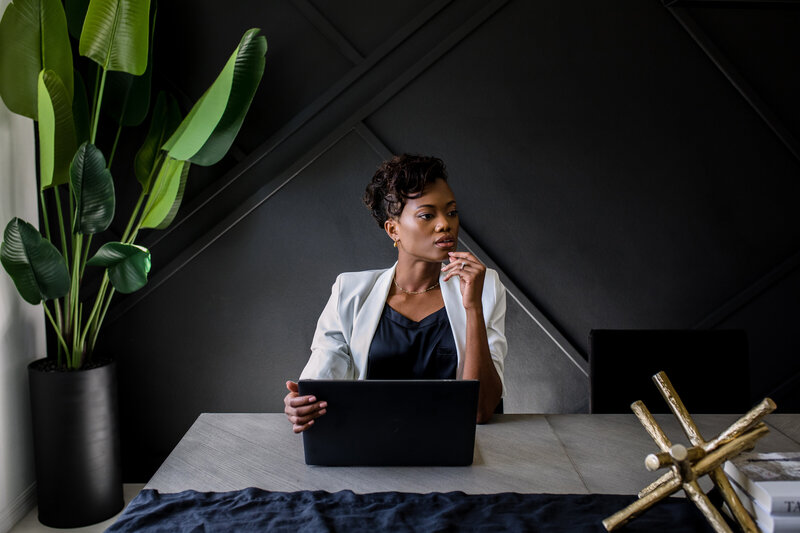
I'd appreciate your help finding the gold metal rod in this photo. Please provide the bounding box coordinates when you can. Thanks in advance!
[683,480,734,533]
[704,398,776,451]
[708,468,761,533]
[602,476,682,531]
[693,424,769,478]
[671,444,696,482]
[639,424,769,499]
[645,446,706,472]
[652,371,705,445]
[638,471,673,498]
[631,400,672,452]
[645,451,671,472]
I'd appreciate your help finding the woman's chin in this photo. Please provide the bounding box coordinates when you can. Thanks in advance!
[434,250,454,263]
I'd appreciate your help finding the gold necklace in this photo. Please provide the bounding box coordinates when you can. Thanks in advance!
[393,276,440,295]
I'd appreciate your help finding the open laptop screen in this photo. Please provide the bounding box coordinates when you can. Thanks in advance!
[298,379,479,466]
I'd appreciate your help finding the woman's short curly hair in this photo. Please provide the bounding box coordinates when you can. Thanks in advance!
[363,154,448,227]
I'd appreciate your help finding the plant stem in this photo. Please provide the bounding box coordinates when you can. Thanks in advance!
[43,304,70,358]
[121,154,163,244]
[90,68,108,145]
[90,65,101,134]
[53,187,69,266]
[38,190,51,241]
[38,191,65,365]
[76,302,84,367]
[89,286,115,353]
[121,189,148,244]
[80,234,93,278]
[69,233,83,368]
[108,122,123,169]
[53,298,64,367]
[131,156,174,243]
[80,273,108,354]
[52,188,69,365]
[62,189,75,345]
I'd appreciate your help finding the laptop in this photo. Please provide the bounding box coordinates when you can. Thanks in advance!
[297,379,479,466]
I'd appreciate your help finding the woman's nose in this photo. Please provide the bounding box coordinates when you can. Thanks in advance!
[435,217,450,231]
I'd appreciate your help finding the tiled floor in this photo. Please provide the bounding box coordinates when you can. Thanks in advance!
[9,484,145,533]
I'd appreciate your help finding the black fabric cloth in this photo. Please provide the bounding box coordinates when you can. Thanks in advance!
[106,488,730,532]
[366,304,457,379]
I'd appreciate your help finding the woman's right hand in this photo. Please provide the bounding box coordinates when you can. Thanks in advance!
[284,380,327,433]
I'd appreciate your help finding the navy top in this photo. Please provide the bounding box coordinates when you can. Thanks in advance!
[366,304,457,380]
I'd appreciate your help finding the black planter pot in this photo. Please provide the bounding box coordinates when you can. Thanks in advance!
[28,358,123,528]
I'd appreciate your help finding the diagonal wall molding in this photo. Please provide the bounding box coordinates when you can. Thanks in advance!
[666,0,800,400]
[109,0,510,324]
[665,1,800,162]
[694,250,800,329]
[289,0,365,64]
[664,0,800,332]
[353,123,588,376]
[140,0,454,258]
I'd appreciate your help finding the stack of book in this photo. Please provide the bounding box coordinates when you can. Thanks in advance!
[723,452,800,533]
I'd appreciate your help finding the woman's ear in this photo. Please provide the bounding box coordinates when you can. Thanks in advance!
[384,219,398,244]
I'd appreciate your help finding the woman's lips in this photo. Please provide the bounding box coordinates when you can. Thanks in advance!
[435,239,455,248]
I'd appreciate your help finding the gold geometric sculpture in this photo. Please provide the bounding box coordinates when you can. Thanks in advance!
[602,370,776,533]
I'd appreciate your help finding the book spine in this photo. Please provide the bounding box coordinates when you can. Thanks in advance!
[763,515,800,533]
[728,482,800,533]
[724,465,800,515]
[771,500,800,515]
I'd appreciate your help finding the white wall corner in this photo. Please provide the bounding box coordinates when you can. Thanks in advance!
[0,483,35,533]
[0,0,45,529]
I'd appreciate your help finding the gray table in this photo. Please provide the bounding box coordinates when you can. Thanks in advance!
[146,413,800,495]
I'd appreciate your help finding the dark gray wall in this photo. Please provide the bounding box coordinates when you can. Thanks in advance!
[93,0,800,481]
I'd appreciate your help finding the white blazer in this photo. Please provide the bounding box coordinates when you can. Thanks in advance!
[299,263,507,394]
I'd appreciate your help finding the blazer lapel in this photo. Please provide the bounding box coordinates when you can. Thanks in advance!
[350,263,396,378]
[440,272,466,379]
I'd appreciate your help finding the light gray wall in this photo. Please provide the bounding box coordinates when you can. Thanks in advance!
[0,0,44,522]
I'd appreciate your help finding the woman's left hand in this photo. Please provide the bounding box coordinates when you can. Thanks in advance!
[441,251,486,311]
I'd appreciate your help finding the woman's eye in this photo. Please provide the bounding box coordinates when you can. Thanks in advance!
[418,213,434,220]
[448,210,459,217]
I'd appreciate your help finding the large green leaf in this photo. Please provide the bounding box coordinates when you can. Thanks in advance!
[103,1,156,126]
[0,0,73,119]
[0,218,70,304]
[79,0,150,75]
[38,70,78,189]
[71,142,115,234]
[139,157,189,230]
[86,242,150,293]
[162,28,266,166]
[134,91,181,190]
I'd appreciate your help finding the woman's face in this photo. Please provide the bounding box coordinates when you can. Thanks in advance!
[386,179,459,263]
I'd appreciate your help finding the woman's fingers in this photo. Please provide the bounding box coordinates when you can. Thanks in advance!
[284,394,327,416]
[285,400,327,431]
[288,400,327,417]
[441,252,484,282]
[441,252,486,309]
[284,382,328,433]
[293,420,314,433]
[442,252,483,272]
[442,252,472,267]
[287,394,316,408]
[290,404,328,433]
[289,405,327,426]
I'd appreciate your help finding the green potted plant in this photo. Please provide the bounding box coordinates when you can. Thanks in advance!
[0,0,266,527]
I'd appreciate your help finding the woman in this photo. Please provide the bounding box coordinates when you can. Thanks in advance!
[284,154,507,432]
